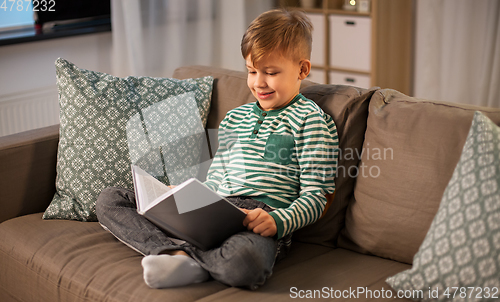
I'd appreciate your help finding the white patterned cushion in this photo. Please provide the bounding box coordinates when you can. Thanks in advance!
[43,58,213,221]
[386,111,500,301]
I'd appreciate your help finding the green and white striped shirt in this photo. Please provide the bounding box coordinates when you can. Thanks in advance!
[204,94,339,239]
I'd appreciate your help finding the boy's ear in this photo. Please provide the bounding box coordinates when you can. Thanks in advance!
[298,60,311,80]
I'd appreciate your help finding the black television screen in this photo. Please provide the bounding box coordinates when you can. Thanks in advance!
[35,0,111,25]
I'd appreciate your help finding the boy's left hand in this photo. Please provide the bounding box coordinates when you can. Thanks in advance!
[241,208,277,237]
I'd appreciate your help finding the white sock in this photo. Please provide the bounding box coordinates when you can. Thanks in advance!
[141,254,209,288]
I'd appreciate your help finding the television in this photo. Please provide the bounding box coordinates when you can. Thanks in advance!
[35,0,111,27]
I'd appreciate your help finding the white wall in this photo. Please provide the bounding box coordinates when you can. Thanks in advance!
[0,32,112,136]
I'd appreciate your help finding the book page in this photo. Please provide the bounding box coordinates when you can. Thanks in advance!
[132,166,171,213]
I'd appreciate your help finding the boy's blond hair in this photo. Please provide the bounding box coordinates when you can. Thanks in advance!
[241,9,313,66]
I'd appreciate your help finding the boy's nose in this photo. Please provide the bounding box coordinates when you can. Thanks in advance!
[254,74,267,88]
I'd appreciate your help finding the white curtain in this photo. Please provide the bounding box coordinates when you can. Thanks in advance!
[414,0,500,108]
[111,0,273,78]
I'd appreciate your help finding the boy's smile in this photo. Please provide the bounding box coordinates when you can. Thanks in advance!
[246,53,310,111]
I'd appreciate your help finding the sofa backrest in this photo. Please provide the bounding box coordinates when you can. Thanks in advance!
[173,66,254,129]
[293,84,376,247]
[337,89,500,264]
[0,125,59,223]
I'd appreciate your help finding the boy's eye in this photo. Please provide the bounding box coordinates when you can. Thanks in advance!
[267,72,279,76]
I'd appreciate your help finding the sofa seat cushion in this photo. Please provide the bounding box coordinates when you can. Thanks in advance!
[0,213,227,302]
[198,248,412,301]
[1,213,351,302]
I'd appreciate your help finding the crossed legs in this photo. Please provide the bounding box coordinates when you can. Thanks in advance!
[96,187,279,289]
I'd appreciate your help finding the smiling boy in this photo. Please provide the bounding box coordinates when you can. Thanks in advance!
[204,8,339,242]
[96,9,338,290]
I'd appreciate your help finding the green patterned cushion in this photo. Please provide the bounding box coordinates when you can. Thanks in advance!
[386,111,500,301]
[43,58,213,221]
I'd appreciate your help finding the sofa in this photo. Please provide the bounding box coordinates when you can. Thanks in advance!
[1,65,499,302]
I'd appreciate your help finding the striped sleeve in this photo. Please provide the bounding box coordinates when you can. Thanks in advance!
[203,118,229,192]
[269,110,339,239]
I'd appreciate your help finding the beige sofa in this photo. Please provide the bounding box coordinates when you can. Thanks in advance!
[1,65,499,301]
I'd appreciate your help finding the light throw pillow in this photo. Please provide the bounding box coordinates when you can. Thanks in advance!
[43,58,213,221]
[386,111,500,301]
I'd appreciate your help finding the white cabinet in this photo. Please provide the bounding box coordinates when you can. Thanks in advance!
[307,13,325,66]
[308,69,326,84]
[329,71,371,88]
[329,15,371,72]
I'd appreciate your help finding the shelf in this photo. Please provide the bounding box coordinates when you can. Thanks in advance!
[285,6,371,16]
[328,67,371,76]
[292,7,324,13]
[325,9,370,16]
[279,0,414,94]
[312,65,369,75]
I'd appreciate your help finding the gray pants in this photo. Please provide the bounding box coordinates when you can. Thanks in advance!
[96,187,291,289]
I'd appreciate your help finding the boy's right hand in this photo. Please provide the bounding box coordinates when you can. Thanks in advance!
[241,208,277,237]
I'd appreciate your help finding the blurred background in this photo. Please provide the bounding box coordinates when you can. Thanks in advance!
[0,0,498,137]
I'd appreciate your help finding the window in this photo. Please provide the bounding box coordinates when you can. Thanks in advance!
[0,1,34,30]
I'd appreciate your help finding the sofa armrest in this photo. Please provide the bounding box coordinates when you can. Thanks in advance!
[0,125,59,223]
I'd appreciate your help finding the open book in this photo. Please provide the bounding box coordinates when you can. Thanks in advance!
[131,165,247,251]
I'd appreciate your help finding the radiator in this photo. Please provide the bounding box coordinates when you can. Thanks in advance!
[0,86,59,137]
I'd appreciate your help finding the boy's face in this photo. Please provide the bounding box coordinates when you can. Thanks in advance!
[246,53,309,111]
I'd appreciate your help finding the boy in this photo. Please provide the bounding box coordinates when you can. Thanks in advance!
[96,8,338,290]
